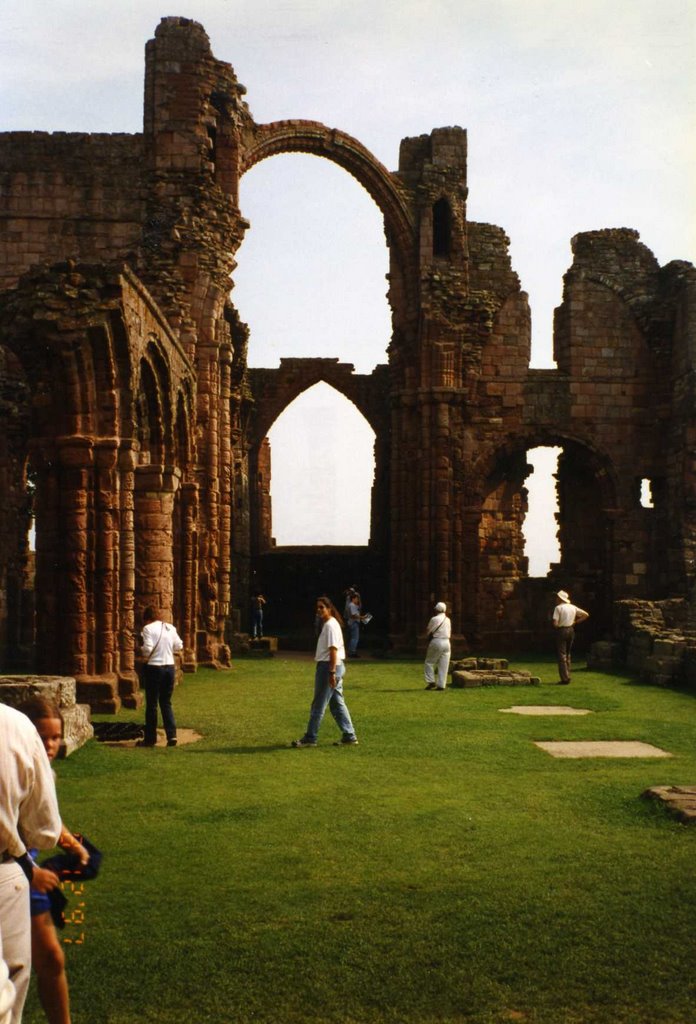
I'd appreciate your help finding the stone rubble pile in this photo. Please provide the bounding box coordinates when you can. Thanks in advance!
[450,657,540,688]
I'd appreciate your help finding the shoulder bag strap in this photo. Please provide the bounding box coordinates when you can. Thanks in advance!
[145,622,165,664]
[432,614,447,638]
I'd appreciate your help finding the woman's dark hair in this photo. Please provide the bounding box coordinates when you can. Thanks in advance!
[143,605,159,624]
[17,694,64,733]
[316,596,343,627]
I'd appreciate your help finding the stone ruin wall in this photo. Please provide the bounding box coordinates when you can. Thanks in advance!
[589,598,696,693]
[0,16,694,706]
[0,133,144,292]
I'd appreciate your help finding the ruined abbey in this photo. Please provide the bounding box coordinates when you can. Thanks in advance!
[1,17,694,709]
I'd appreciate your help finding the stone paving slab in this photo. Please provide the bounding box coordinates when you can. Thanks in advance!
[101,727,202,748]
[500,705,592,716]
[642,785,696,824]
[534,740,672,758]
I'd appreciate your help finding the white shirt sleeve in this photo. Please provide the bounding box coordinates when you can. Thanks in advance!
[20,731,62,851]
[0,707,61,856]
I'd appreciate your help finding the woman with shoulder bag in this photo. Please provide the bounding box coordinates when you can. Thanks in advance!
[138,605,184,748]
[424,601,451,691]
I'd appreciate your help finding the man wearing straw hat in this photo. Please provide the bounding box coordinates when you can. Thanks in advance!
[552,590,589,685]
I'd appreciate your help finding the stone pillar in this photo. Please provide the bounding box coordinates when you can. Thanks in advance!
[134,464,180,624]
[388,393,420,648]
[179,481,199,671]
[93,441,120,678]
[118,443,138,696]
[52,437,93,679]
[31,445,61,674]
[217,344,232,626]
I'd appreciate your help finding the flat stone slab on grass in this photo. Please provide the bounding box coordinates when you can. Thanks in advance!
[500,705,592,716]
[642,785,696,824]
[102,727,202,748]
[535,740,672,758]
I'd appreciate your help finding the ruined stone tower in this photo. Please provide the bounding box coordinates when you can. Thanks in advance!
[1,18,694,705]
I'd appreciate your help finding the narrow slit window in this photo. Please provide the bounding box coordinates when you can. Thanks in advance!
[432,198,452,257]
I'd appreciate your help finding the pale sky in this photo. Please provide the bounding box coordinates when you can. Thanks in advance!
[3,0,694,566]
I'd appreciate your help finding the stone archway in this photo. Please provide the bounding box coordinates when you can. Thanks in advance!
[469,432,621,649]
[242,360,390,643]
[240,120,416,303]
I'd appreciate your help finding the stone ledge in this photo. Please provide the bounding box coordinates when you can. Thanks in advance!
[642,785,696,824]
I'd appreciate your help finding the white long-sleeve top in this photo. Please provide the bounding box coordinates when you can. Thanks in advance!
[141,620,184,666]
[0,703,61,857]
[426,614,451,640]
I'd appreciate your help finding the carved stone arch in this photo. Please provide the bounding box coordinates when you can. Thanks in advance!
[249,366,380,449]
[106,310,137,442]
[240,120,417,312]
[137,337,177,463]
[87,321,122,438]
[136,356,165,466]
[174,386,194,473]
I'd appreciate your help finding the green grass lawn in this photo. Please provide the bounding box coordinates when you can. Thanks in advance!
[25,655,696,1024]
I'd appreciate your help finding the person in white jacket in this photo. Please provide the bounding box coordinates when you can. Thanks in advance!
[424,601,452,691]
[139,605,184,747]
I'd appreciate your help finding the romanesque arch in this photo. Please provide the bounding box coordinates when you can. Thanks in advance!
[241,121,414,274]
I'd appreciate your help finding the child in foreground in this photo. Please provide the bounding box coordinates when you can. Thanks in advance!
[18,695,88,1024]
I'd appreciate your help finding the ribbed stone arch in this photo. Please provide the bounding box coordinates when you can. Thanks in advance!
[240,120,416,303]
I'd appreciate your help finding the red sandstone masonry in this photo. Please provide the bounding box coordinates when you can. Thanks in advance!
[0,19,694,694]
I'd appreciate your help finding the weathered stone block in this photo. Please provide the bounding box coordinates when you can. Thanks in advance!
[0,676,93,755]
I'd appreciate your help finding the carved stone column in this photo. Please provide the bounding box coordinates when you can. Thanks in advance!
[134,463,181,623]
[117,443,137,697]
[178,481,199,671]
[53,436,93,680]
[93,440,119,678]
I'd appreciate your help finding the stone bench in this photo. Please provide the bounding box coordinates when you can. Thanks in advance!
[0,675,93,756]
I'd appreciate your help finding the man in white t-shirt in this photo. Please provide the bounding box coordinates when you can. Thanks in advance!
[552,590,589,684]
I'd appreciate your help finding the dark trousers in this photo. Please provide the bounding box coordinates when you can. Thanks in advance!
[555,626,575,683]
[143,664,177,743]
